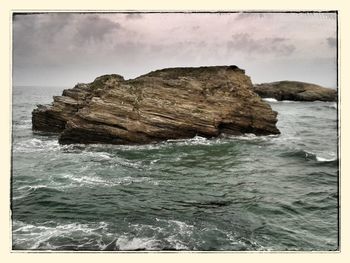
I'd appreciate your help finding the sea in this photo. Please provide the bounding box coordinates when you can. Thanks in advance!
[11,86,339,251]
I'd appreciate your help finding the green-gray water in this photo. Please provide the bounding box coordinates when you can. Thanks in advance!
[12,86,338,251]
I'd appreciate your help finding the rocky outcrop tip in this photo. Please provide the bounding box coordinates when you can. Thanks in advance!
[253,81,337,101]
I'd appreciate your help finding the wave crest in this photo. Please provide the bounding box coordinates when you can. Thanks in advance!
[281,149,338,164]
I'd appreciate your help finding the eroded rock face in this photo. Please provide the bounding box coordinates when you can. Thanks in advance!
[253,81,337,101]
[32,66,280,145]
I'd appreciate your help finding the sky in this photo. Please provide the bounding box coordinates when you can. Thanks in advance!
[12,12,337,88]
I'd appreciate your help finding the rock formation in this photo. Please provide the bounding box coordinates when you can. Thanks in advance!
[253,81,337,101]
[32,66,280,145]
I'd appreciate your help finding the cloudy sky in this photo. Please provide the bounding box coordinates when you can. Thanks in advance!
[13,12,337,88]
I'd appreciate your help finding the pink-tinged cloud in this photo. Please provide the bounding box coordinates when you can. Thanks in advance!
[13,12,337,88]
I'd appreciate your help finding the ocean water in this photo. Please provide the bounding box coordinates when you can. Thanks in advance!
[11,86,339,251]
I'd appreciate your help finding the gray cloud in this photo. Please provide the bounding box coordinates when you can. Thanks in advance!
[13,14,69,68]
[13,13,122,67]
[12,12,337,88]
[73,15,120,44]
[326,37,337,48]
[227,33,296,56]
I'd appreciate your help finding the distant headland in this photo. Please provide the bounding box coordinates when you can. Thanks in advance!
[253,81,337,102]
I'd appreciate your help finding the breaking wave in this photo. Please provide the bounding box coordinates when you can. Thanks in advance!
[263,98,278,102]
[280,149,338,164]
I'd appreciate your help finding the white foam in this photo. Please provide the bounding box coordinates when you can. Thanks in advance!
[83,135,219,153]
[303,150,337,162]
[57,172,158,188]
[159,218,193,233]
[17,184,47,191]
[126,219,194,250]
[13,184,51,200]
[316,156,337,162]
[12,220,108,250]
[62,174,109,186]
[150,159,159,165]
[12,193,30,201]
[83,151,113,161]
[188,135,207,142]
[166,135,210,146]
[95,152,112,160]
[228,133,278,143]
[281,100,297,103]
[226,232,266,250]
[168,219,194,234]
[87,143,164,152]
[116,236,161,250]
[327,102,337,109]
[13,138,60,153]
[263,98,278,102]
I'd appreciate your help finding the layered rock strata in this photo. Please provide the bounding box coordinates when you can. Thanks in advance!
[32,66,280,145]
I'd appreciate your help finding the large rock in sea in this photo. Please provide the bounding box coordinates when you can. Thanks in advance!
[253,81,337,101]
[32,66,280,145]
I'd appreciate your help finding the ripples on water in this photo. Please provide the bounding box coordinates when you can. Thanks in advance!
[12,87,339,251]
